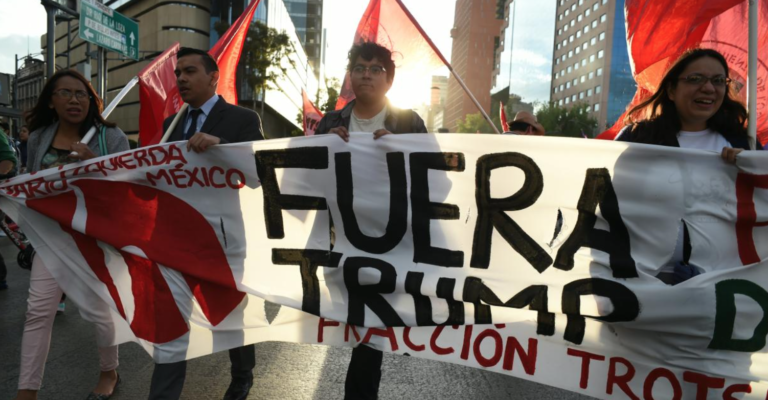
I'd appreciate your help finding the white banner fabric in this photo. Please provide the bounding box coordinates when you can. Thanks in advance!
[2,134,768,399]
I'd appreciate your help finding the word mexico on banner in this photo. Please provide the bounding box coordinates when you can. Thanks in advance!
[1,134,767,399]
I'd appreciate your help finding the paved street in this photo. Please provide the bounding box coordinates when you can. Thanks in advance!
[0,242,591,400]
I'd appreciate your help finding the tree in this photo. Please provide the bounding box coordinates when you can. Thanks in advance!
[320,78,341,113]
[456,113,502,134]
[214,20,294,111]
[535,101,598,138]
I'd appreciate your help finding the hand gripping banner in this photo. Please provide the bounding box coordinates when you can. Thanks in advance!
[1,134,767,399]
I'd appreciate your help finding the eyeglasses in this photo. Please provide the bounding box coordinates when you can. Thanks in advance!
[678,74,732,87]
[53,89,90,102]
[351,65,387,77]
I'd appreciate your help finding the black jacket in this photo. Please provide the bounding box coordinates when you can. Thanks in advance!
[315,99,428,135]
[616,124,762,150]
[163,96,264,144]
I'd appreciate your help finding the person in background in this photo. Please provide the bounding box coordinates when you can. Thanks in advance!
[316,41,427,400]
[0,119,18,291]
[504,111,546,135]
[149,47,264,400]
[16,69,128,400]
[18,126,30,171]
[616,48,762,284]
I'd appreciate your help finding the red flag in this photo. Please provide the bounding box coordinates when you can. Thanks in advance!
[209,0,261,105]
[598,0,768,146]
[302,89,324,136]
[499,101,508,132]
[335,0,449,110]
[137,43,181,147]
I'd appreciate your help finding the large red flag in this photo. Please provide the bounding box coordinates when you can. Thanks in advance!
[335,0,449,110]
[209,0,261,105]
[137,43,181,147]
[598,0,768,146]
[302,89,324,136]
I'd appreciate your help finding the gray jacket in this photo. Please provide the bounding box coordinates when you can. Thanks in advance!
[27,122,130,173]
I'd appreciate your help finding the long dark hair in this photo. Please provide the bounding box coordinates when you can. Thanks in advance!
[623,48,748,145]
[25,69,116,137]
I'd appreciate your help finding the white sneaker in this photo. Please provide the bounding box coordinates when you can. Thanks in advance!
[57,302,65,315]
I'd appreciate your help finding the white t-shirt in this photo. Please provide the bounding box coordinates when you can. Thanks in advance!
[677,129,730,152]
[663,129,729,274]
[350,106,388,133]
[616,127,730,274]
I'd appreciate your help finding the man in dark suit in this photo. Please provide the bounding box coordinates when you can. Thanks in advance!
[150,47,263,400]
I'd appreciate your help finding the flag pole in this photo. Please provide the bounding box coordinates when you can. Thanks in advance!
[448,67,501,134]
[160,104,189,144]
[71,76,140,156]
[747,0,759,150]
[393,0,501,134]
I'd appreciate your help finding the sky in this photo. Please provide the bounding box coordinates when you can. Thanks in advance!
[0,0,556,109]
[0,0,47,76]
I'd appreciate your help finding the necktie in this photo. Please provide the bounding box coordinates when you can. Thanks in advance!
[184,109,202,140]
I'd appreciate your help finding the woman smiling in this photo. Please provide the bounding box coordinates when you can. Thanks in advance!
[617,48,761,158]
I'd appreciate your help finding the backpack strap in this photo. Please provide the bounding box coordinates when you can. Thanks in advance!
[98,125,108,156]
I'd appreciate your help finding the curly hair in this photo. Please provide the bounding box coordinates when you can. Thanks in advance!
[347,42,396,82]
[25,69,115,137]
[623,48,747,145]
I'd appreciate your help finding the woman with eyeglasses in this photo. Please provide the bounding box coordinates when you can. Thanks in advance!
[616,48,761,285]
[617,48,761,159]
[16,70,128,400]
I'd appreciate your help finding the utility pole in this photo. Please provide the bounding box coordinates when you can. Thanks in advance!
[96,47,105,99]
[41,0,79,79]
[44,3,56,79]
[13,55,19,110]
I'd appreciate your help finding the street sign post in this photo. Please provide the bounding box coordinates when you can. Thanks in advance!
[78,0,138,60]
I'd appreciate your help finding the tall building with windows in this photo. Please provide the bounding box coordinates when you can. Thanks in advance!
[284,0,323,78]
[41,0,318,139]
[444,0,504,132]
[549,0,635,132]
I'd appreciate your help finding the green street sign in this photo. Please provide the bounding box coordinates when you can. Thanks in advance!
[79,0,139,60]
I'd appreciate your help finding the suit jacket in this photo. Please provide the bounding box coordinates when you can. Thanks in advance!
[163,96,264,144]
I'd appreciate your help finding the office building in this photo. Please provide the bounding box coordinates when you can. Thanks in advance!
[40,0,318,139]
[427,75,448,132]
[444,0,503,132]
[15,57,46,114]
[550,0,635,131]
[284,0,323,79]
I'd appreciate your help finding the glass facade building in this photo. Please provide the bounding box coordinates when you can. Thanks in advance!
[604,0,635,129]
[550,0,636,132]
[284,0,323,78]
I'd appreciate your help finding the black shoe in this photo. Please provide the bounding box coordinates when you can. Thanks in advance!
[223,379,253,400]
[85,373,121,400]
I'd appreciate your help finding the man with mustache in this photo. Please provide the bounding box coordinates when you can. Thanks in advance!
[150,47,263,400]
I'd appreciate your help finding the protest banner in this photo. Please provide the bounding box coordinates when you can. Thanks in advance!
[1,134,767,398]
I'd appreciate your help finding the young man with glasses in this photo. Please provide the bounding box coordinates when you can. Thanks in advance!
[316,42,427,400]
[316,42,427,140]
